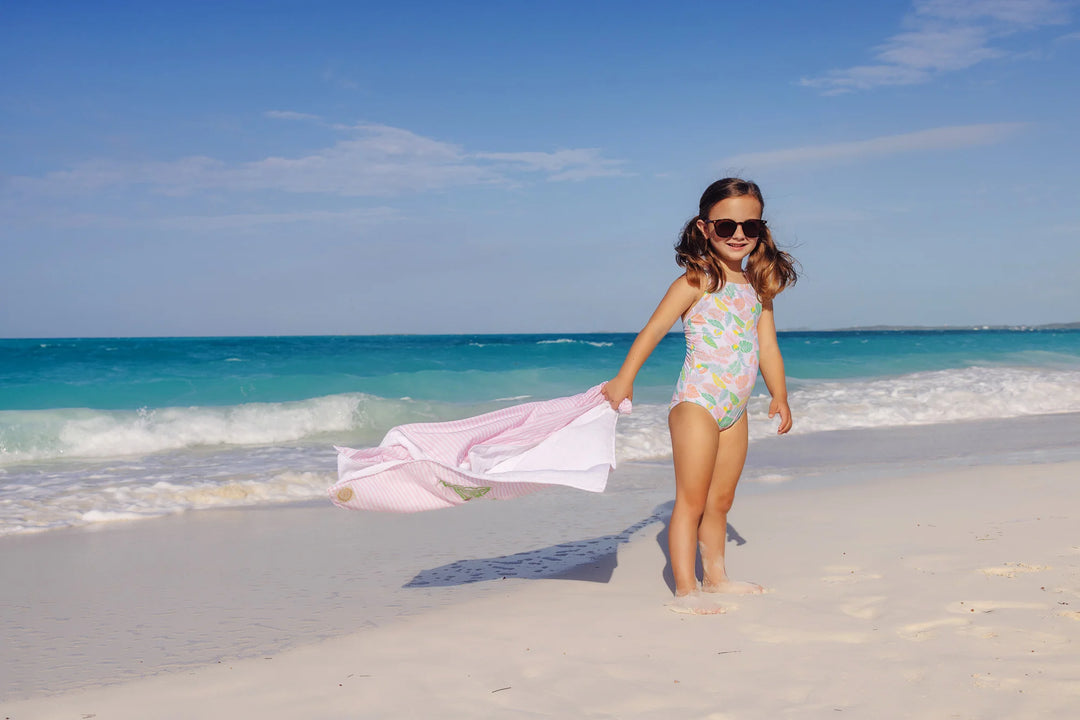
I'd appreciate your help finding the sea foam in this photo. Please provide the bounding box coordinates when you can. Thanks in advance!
[1,469,335,536]
[615,365,1080,462]
[0,393,463,466]
[3,365,1079,467]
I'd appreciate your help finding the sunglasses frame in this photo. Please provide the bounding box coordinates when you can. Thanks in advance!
[702,218,767,239]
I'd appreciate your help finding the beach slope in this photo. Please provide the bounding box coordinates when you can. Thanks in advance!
[4,460,1079,719]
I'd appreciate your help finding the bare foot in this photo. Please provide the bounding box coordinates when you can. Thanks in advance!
[667,590,727,615]
[702,578,765,595]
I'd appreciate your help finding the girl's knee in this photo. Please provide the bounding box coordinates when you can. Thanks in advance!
[672,497,707,521]
[706,492,735,515]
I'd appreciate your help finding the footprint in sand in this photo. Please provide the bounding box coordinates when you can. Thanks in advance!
[898,617,1065,644]
[840,595,887,620]
[972,673,1023,691]
[897,617,968,641]
[1049,587,1080,599]
[741,623,869,645]
[945,600,1048,614]
[947,601,1032,640]
[667,592,730,615]
[901,553,960,574]
[821,565,883,584]
[956,624,1000,640]
[901,600,1072,644]
[978,562,1051,578]
[902,668,927,683]
[961,625,1070,646]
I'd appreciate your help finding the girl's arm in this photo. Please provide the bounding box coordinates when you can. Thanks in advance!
[603,275,701,409]
[757,300,793,434]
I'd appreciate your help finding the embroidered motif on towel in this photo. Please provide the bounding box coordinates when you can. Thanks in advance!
[439,481,492,501]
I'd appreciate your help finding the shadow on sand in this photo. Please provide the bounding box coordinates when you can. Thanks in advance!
[405,501,748,590]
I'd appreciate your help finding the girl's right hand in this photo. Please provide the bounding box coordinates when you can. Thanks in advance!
[601,376,633,410]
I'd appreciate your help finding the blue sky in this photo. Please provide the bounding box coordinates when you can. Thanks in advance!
[2,0,1079,337]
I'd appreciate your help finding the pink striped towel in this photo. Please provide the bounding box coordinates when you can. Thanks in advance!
[329,384,631,513]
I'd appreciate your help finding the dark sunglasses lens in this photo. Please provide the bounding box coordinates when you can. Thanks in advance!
[713,220,738,237]
[742,220,763,238]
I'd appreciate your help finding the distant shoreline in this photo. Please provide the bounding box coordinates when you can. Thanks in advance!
[2,323,1079,341]
[799,322,1080,332]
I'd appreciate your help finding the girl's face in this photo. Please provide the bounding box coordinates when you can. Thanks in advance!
[697,195,762,274]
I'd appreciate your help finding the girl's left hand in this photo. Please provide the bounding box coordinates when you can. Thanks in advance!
[768,397,793,435]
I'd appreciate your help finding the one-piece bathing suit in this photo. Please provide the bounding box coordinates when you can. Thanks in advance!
[669,280,763,429]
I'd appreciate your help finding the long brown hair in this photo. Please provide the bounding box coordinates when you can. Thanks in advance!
[675,178,798,301]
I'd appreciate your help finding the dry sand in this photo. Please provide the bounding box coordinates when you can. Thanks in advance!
[4,459,1079,719]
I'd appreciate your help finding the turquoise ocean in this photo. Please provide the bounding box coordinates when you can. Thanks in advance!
[2,330,1080,536]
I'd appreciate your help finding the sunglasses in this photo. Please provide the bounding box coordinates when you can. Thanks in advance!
[703,218,766,239]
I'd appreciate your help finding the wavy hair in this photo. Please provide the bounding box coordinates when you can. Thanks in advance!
[675,178,798,301]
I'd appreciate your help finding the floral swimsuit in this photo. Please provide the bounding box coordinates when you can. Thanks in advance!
[669,281,762,429]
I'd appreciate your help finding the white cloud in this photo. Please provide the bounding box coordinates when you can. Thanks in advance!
[474,149,628,181]
[155,207,400,231]
[8,124,627,199]
[265,110,323,122]
[875,26,1000,71]
[222,124,495,196]
[723,123,1027,168]
[321,64,359,90]
[914,0,1069,25]
[2,207,400,232]
[802,0,1071,92]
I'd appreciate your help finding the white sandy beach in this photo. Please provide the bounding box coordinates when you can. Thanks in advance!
[3,442,1079,719]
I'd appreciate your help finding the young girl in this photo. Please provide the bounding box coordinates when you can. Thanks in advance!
[602,178,798,614]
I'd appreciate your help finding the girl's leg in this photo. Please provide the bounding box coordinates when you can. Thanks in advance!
[698,412,763,594]
[667,402,720,597]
